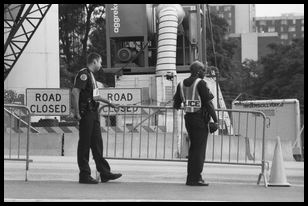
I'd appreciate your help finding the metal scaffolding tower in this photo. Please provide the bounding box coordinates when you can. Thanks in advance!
[4,4,52,81]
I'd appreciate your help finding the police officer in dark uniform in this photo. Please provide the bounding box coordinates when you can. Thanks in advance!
[173,61,218,186]
[72,52,122,184]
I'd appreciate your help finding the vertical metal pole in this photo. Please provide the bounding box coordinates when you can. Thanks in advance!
[253,115,257,163]
[261,113,267,187]
[196,4,202,62]
[61,133,64,156]
[216,70,220,110]
[9,109,12,159]
[245,112,249,163]
[139,107,143,158]
[163,108,167,159]
[237,112,241,163]
[201,4,207,64]
[180,109,185,160]
[155,112,159,159]
[173,75,179,159]
[106,107,110,157]
[182,34,186,65]
[123,108,126,158]
[220,110,224,162]
[130,106,134,158]
[114,110,117,157]
[147,107,150,158]
[17,109,21,158]
[25,110,30,182]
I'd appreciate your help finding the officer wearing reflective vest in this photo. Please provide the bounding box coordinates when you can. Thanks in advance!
[173,61,218,186]
[72,52,122,184]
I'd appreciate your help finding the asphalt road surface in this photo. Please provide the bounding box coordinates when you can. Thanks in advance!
[4,156,304,202]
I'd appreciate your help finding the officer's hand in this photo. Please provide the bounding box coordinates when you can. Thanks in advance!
[209,122,219,133]
[74,113,81,121]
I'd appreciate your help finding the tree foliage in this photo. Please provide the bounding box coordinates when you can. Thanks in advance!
[257,38,304,109]
[58,4,105,88]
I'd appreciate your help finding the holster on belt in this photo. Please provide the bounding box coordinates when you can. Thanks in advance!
[79,99,99,117]
[87,99,99,111]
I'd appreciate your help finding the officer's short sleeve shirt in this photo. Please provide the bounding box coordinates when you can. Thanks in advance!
[198,80,214,104]
[73,68,93,102]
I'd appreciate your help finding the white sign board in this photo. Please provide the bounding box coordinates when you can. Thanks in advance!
[232,99,300,142]
[99,88,142,114]
[26,88,70,116]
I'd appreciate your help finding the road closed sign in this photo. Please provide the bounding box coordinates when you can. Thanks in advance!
[26,88,70,116]
[99,88,141,114]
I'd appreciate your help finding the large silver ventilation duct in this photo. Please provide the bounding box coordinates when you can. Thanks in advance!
[155,4,185,76]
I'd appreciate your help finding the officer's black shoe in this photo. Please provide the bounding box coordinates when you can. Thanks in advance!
[100,173,122,183]
[79,176,99,184]
[186,180,209,186]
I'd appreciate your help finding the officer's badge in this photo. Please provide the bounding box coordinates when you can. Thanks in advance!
[80,74,87,81]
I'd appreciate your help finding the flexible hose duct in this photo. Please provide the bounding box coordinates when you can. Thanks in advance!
[156,4,185,76]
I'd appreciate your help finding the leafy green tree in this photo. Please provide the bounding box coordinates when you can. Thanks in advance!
[257,38,304,110]
[4,89,17,104]
[59,4,105,88]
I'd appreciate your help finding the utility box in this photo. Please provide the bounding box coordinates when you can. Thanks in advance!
[232,99,302,161]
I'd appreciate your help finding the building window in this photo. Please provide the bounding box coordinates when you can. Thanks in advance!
[218,13,224,18]
[259,27,264,33]
[228,12,232,18]
[280,26,284,32]
[280,33,288,40]
[301,26,304,31]
[288,26,296,32]
[293,19,296,24]
[281,20,287,25]
[268,26,275,32]
[301,19,304,24]
[259,20,266,26]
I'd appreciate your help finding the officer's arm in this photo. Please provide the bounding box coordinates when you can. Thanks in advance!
[93,95,117,108]
[173,84,182,110]
[198,81,218,123]
[205,101,218,123]
[71,88,81,119]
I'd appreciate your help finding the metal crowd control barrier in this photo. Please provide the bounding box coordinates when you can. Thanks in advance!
[4,104,32,181]
[99,105,268,187]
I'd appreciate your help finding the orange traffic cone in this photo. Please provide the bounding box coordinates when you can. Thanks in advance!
[268,136,291,187]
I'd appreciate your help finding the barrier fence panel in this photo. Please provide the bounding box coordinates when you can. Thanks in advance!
[3,103,268,186]
[99,105,268,187]
[99,105,184,161]
[4,104,32,181]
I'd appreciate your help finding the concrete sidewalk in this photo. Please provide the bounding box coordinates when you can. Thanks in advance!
[4,156,304,202]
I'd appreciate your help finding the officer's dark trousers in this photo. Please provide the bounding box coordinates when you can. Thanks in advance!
[78,111,111,178]
[184,112,209,182]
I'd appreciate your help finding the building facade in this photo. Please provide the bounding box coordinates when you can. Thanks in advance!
[209,4,256,34]
[208,5,304,62]
[255,13,304,45]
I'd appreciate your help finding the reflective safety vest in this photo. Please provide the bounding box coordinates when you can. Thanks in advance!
[179,78,202,113]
